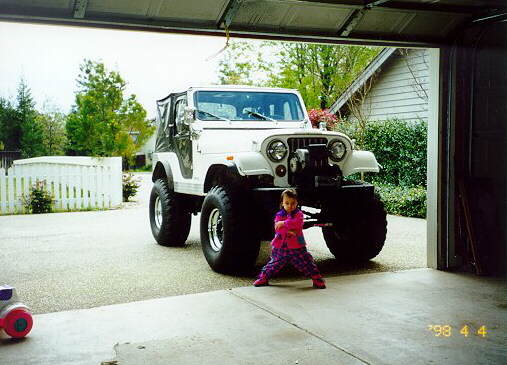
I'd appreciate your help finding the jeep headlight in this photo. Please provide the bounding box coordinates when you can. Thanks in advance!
[266,140,288,162]
[328,140,347,162]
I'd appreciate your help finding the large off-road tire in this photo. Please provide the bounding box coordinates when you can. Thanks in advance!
[149,179,191,247]
[200,186,260,274]
[322,192,387,262]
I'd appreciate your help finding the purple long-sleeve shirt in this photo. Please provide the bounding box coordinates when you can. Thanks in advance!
[270,208,307,249]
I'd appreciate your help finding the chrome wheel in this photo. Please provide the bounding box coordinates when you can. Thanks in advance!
[208,208,223,252]
[154,196,163,229]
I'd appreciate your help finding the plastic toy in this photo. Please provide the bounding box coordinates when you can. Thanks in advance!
[0,285,33,338]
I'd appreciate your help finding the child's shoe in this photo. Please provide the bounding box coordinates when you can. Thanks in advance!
[253,274,269,287]
[311,276,326,289]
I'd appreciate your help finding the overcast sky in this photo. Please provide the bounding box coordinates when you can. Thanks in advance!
[0,21,231,118]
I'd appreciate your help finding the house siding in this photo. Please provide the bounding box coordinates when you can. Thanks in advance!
[347,49,429,122]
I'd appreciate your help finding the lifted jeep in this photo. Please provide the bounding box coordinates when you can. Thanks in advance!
[150,85,387,274]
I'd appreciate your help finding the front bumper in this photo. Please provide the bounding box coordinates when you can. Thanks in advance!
[251,183,375,238]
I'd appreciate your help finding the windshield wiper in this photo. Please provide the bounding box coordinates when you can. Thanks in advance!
[246,111,276,121]
[197,109,231,122]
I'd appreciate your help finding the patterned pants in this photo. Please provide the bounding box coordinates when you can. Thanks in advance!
[260,246,321,279]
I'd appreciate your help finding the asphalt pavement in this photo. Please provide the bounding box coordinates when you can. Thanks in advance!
[0,172,427,314]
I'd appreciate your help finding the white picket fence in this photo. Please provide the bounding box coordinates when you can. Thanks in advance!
[0,156,122,215]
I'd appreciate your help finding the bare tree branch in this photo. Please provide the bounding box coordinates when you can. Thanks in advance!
[399,48,429,103]
[345,73,376,148]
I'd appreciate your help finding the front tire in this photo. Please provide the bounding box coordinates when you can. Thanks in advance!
[322,192,387,262]
[200,186,260,274]
[149,179,191,246]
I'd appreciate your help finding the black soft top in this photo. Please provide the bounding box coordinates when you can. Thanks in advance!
[154,92,185,152]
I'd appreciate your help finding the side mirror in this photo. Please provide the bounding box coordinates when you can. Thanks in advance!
[183,106,196,125]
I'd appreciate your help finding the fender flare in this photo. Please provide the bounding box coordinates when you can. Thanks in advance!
[203,163,242,193]
[341,150,380,177]
[152,161,174,190]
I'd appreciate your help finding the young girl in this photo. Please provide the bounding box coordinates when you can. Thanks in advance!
[254,189,326,289]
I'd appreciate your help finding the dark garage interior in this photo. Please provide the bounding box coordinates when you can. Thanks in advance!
[450,17,506,276]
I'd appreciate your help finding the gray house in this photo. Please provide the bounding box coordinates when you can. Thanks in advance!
[330,47,429,123]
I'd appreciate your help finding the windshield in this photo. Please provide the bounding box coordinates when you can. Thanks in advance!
[194,91,304,121]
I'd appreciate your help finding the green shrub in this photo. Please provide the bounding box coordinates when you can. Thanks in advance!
[22,180,53,214]
[376,184,427,218]
[336,118,427,187]
[122,173,141,202]
[128,164,152,172]
[335,119,427,217]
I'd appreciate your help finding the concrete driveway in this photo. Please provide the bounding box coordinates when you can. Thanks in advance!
[0,173,426,314]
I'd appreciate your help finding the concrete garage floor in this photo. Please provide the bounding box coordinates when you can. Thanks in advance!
[0,269,505,365]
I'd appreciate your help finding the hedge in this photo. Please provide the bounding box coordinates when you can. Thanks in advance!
[335,119,427,218]
[375,184,427,218]
[336,118,427,188]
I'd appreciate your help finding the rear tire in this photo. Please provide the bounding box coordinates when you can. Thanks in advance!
[200,186,260,274]
[322,192,387,262]
[149,179,191,247]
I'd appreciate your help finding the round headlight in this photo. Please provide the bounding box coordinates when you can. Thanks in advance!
[328,140,347,162]
[266,140,288,162]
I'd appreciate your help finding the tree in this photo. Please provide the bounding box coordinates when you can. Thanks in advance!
[218,41,273,85]
[1,82,68,157]
[217,41,381,109]
[1,80,46,157]
[0,97,18,150]
[17,79,45,158]
[66,60,155,162]
[270,43,381,109]
[37,102,67,156]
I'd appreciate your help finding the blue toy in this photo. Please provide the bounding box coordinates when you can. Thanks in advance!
[0,285,33,338]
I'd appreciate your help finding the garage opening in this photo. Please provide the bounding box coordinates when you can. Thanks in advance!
[1,2,505,291]
[0,21,436,277]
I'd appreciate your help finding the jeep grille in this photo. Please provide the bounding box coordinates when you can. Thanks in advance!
[288,137,327,151]
[288,137,328,168]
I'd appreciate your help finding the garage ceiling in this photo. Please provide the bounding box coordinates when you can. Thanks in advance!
[0,0,506,46]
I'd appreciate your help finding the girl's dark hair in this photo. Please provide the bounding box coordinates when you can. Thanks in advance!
[280,188,298,208]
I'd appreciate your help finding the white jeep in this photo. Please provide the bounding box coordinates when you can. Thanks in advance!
[150,85,387,274]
